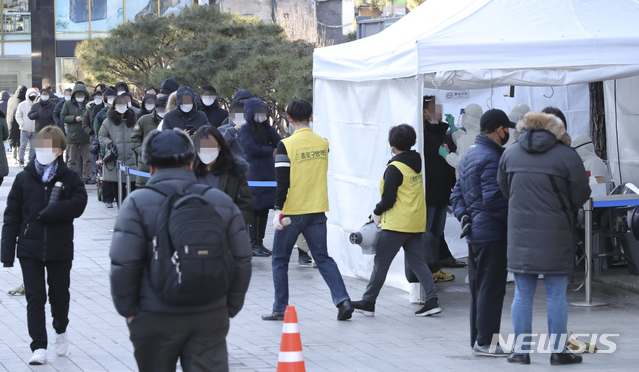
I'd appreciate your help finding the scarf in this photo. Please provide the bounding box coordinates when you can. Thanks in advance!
[35,159,59,184]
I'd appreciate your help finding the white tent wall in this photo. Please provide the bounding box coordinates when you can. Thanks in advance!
[313,77,424,291]
[605,77,639,187]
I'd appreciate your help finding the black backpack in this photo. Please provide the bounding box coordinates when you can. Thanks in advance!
[145,183,234,305]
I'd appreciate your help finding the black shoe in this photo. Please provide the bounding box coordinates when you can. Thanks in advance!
[261,312,285,321]
[352,299,375,317]
[298,250,312,264]
[507,353,531,365]
[337,299,354,321]
[252,244,269,257]
[550,352,582,365]
[258,243,272,256]
[415,297,442,317]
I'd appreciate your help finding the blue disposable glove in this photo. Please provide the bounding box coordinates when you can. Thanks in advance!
[438,145,449,159]
[445,114,458,132]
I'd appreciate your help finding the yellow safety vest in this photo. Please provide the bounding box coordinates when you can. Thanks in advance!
[281,127,329,215]
[379,161,427,233]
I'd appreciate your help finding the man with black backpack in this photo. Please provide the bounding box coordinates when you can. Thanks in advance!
[110,129,252,372]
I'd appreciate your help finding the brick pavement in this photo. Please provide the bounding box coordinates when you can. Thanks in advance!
[0,164,638,371]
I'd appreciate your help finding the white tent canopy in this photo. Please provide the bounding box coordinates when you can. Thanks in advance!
[312,0,639,291]
[314,0,639,89]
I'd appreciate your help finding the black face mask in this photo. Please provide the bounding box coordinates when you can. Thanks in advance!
[29,96,36,102]
[500,128,510,146]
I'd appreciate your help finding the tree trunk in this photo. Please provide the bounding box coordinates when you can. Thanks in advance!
[589,81,607,160]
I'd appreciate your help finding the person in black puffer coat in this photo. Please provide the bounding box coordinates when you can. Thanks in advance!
[28,89,57,133]
[162,87,209,134]
[1,126,87,365]
[199,86,228,128]
[6,85,27,164]
[0,90,10,116]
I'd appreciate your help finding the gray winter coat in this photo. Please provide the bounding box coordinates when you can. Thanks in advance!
[498,112,591,275]
[98,107,137,183]
[109,168,252,318]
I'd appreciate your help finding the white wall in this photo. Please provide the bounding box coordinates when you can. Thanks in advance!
[605,77,639,187]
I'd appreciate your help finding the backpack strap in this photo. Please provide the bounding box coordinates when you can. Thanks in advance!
[143,183,180,198]
[186,183,213,196]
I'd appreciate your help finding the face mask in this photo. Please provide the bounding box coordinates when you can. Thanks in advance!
[202,96,216,106]
[76,96,85,103]
[500,128,510,146]
[253,113,267,123]
[126,101,132,108]
[41,95,49,102]
[157,111,166,118]
[107,97,115,105]
[198,147,219,165]
[233,113,245,125]
[64,95,71,100]
[35,148,59,166]
[180,104,193,113]
[94,96,103,105]
[117,90,125,96]
[145,103,155,111]
[115,104,127,114]
[29,95,36,102]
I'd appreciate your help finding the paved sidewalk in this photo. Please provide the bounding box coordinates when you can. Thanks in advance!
[1,163,638,371]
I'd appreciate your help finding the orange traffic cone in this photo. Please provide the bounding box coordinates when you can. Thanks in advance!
[277,306,305,372]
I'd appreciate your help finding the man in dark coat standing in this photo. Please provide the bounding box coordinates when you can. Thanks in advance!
[162,87,209,134]
[199,85,228,128]
[451,109,515,356]
[498,109,591,366]
[53,88,72,133]
[28,89,57,133]
[6,85,26,164]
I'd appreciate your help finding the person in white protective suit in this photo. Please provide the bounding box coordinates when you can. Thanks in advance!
[445,104,483,171]
[572,133,610,184]
[505,104,531,147]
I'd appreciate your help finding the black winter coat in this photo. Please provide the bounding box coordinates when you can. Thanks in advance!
[0,91,10,116]
[52,98,66,129]
[1,157,88,266]
[28,97,57,133]
[424,120,456,206]
[197,158,253,224]
[201,100,229,128]
[162,88,209,132]
[6,85,26,147]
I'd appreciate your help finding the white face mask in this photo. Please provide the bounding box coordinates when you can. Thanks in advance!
[115,104,127,114]
[117,90,125,96]
[76,96,85,103]
[180,104,193,113]
[94,96,103,105]
[157,111,166,118]
[64,95,71,100]
[126,101,132,108]
[41,95,49,102]
[202,96,216,106]
[254,113,267,123]
[145,103,155,111]
[198,147,219,165]
[107,97,115,105]
[233,113,245,125]
[36,148,59,166]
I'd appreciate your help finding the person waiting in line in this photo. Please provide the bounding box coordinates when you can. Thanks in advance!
[145,86,158,96]
[16,88,39,167]
[1,126,88,365]
[98,95,138,208]
[498,109,590,365]
[193,125,253,224]
[7,86,26,165]
[121,92,140,116]
[0,108,9,185]
[61,84,93,183]
[219,89,254,157]
[238,98,281,257]
[131,95,168,187]
[451,109,515,357]
[52,88,72,134]
[27,88,57,134]
[262,100,353,321]
[137,93,157,121]
[352,124,442,318]
[200,85,228,128]
[162,87,209,134]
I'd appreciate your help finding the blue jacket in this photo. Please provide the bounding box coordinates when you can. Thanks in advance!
[450,134,507,243]
[238,98,281,211]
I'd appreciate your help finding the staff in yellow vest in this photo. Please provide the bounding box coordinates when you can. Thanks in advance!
[351,124,443,317]
[261,100,353,322]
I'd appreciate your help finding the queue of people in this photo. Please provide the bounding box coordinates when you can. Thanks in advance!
[0,77,601,370]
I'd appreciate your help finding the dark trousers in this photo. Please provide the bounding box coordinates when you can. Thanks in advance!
[128,308,230,372]
[20,258,72,351]
[468,240,508,347]
[364,230,437,304]
[103,181,135,204]
[248,208,269,245]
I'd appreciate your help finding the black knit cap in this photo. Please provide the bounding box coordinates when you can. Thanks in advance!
[155,95,169,108]
[160,78,180,95]
[142,129,195,167]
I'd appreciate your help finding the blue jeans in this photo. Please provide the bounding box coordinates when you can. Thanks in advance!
[19,130,35,164]
[271,213,350,313]
[512,273,569,353]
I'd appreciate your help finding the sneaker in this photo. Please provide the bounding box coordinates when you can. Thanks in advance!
[19,162,25,168]
[472,341,509,357]
[55,332,69,356]
[550,352,582,365]
[336,299,354,321]
[415,298,442,317]
[29,349,47,365]
[261,312,285,321]
[352,299,375,317]
[507,353,531,365]
[432,269,455,282]
[105,202,113,209]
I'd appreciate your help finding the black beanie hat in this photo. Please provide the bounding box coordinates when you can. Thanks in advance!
[142,129,195,167]
[160,78,180,95]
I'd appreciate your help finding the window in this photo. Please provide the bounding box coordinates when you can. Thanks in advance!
[0,73,18,92]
